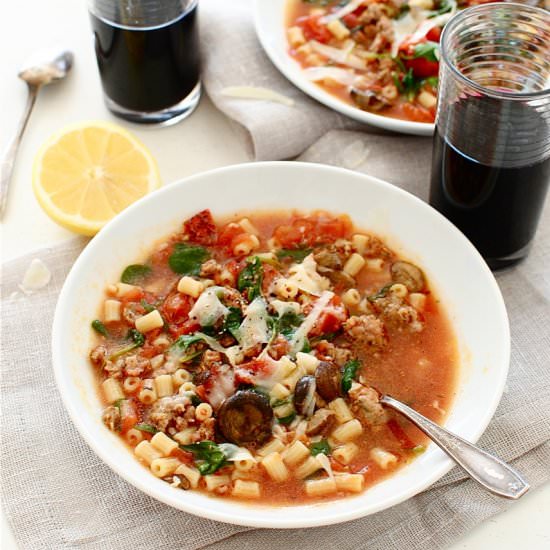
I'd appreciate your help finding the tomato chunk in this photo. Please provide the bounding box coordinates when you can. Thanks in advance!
[161,292,194,325]
[120,399,138,434]
[183,209,217,245]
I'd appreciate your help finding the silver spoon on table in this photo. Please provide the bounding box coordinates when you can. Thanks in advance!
[0,48,74,219]
[380,394,530,499]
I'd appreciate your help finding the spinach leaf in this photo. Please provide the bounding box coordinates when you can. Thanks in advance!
[134,423,158,434]
[237,256,263,302]
[279,311,305,338]
[169,243,209,275]
[367,283,393,302]
[341,359,360,394]
[223,307,243,339]
[172,334,205,351]
[91,319,108,337]
[109,329,145,360]
[277,412,297,425]
[171,334,206,363]
[191,395,203,407]
[276,248,313,263]
[413,41,439,63]
[120,264,152,284]
[310,439,331,456]
[301,338,312,353]
[183,440,228,475]
[140,299,156,313]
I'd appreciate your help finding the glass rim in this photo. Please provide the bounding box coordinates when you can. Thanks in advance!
[440,2,550,101]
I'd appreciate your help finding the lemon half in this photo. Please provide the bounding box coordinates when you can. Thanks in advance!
[33,121,161,236]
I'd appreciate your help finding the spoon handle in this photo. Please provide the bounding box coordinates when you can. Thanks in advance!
[380,395,530,500]
[0,83,39,219]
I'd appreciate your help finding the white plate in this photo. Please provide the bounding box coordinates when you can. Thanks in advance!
[52,162,509,528]
[254,0,435,136]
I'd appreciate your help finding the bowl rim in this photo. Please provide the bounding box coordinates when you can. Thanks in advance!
[253,0,435,137]
[51,161,510,528]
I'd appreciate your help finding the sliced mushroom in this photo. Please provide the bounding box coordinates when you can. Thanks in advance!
[390,261,425,293]
[350,87,389,112]
[315,361,342,402]
[294,376,317,417]
[218,390,273,445]
[317,266,355,289]
[314,247,343,270]
[306,408,335,436]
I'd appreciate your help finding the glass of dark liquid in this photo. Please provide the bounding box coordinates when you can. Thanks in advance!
[88,0,200,125]
[429,3,550,269]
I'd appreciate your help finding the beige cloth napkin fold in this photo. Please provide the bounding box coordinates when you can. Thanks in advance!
[200,0,364,161]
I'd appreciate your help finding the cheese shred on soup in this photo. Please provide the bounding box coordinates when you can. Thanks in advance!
[89,210,458,502]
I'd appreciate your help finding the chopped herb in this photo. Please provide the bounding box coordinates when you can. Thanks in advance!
[392,56,407,73]
[412,445,426,455]
[182,440,228,475]
[91,319,108,337]
[140,299,156,313]
[301,338,312,353]
[271,397,292,408]
[134,423,158,434]
[368,283,393,302]
[237,256,263,302]
[428,0,452,18]
[401,68,422,100]
[423,76,439,89]
[223,307,243,339]
[413,41,439,63]
[310,439,331,456]
[120,264,152,284]
[277,412,297,425]
[276,248,313,263]
[341,359,360,394]
[113,398,124,412]
[168,243,210,275]
[109,329,145,360]
[191,395,202,407]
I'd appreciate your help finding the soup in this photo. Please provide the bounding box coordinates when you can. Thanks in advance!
[88,210,458,503]
[285,0,503,123]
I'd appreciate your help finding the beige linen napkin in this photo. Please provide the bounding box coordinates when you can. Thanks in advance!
[2,140,549,549]
[200,0,362,161]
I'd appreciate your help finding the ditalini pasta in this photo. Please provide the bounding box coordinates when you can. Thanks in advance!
[89,209,457,503]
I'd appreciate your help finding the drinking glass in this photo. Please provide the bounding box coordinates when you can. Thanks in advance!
[88,0,201,125]
[429,3,550,269]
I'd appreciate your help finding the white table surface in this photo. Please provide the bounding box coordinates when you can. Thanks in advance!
[1,0,549,548]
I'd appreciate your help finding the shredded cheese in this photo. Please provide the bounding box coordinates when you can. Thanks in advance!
[19,258,51,293]
[220,86,295,107]
[287,254,330,297]
[238,297,271,350]
[188,287,228,327]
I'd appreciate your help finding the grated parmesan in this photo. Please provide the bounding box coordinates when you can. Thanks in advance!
[220,86,295,107]
[19,258,51,293]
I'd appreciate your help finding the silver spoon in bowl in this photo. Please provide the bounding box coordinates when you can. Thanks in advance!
[0,48,74,219]
[380,394,529,499]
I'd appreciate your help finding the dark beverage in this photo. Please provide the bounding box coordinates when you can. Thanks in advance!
[430,98,550,269]
[89,0,200,122]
